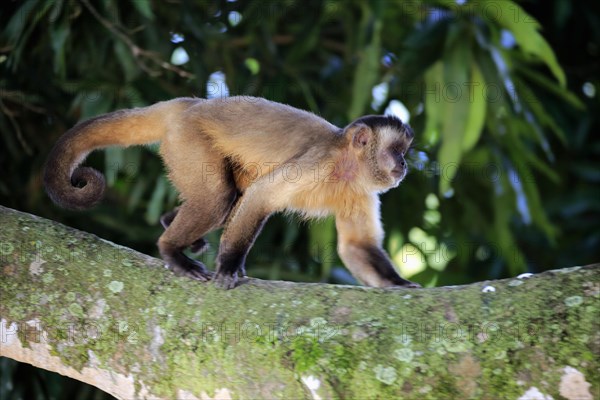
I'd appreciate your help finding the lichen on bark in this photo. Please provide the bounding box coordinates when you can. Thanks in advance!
[1,206,598,399]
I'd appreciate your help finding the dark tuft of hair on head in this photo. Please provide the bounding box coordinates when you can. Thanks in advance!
[353,115,413,138]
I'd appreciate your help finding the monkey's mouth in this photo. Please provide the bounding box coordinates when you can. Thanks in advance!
[390,169,405,179]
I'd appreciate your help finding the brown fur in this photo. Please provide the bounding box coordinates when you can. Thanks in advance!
[44,96,419,289]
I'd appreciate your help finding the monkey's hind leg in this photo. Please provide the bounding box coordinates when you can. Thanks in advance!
[160,208,207,254]
[158,201,225,281]
[214,184,272,289]
[158,120,237,282]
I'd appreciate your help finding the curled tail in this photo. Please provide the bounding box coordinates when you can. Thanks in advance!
[44,99,191,210]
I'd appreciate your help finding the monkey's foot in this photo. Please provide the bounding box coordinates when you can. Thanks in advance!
[166,252,214,282]
[213,271,239,290]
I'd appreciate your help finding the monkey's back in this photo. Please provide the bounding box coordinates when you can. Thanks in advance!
[183,96,341,167]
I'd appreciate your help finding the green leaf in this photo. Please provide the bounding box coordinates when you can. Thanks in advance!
[492,182,527,276]
[474,1,566,86]
[509,159,559,242]
[517,66,584,110]
[50,23,69,77]
[348,12,382,119]
[114,41,138,82]
[128,178,147,213]
[104,147,124,187]
[423,61,443,146]
[4,0,53,71]
[131,0,154,20]
[523,151,560,184]
[145,176,167,225]
[49,0,65,23]
[308,218,336,280]
[438,25,472,194]
[397,15,450,80]
[3,0,38,45]
[244,58,260,75]
[462,62,486,152]
[514,78,567,145]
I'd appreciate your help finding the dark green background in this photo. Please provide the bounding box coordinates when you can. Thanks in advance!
[1,1,598,398]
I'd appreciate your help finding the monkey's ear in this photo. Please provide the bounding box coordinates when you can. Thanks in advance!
[350,123,372,148]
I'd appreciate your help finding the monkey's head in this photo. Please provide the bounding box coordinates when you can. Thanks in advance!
[344,115,414,191]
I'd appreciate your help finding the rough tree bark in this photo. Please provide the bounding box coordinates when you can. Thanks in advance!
[0,205,598,399]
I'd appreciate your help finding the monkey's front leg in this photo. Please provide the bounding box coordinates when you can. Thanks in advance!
[214,194,271,289]
[336,209,420,288]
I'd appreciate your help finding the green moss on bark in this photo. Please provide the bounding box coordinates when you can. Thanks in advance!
[1,206,598,399]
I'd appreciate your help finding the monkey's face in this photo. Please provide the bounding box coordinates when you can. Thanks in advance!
[372,127,412,189]
[348,116,414,191]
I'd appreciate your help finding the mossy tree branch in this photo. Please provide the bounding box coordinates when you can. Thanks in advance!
[0,206,598,399]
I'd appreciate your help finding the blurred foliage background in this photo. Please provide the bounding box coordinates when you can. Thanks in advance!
[1,0,599,398]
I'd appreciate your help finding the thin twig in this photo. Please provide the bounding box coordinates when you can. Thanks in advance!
[80,0,195,79]
[0,99,33,156]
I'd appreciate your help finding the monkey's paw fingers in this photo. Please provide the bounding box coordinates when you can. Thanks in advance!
[213,272,238,290]
[169,262,214,282]
[186,268,214,282]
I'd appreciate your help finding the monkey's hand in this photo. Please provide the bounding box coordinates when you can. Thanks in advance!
[337,241,422,289]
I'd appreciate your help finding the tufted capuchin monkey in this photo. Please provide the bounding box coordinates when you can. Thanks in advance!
[44,96,420,289]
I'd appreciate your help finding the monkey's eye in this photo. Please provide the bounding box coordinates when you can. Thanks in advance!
[391,146,405,157]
